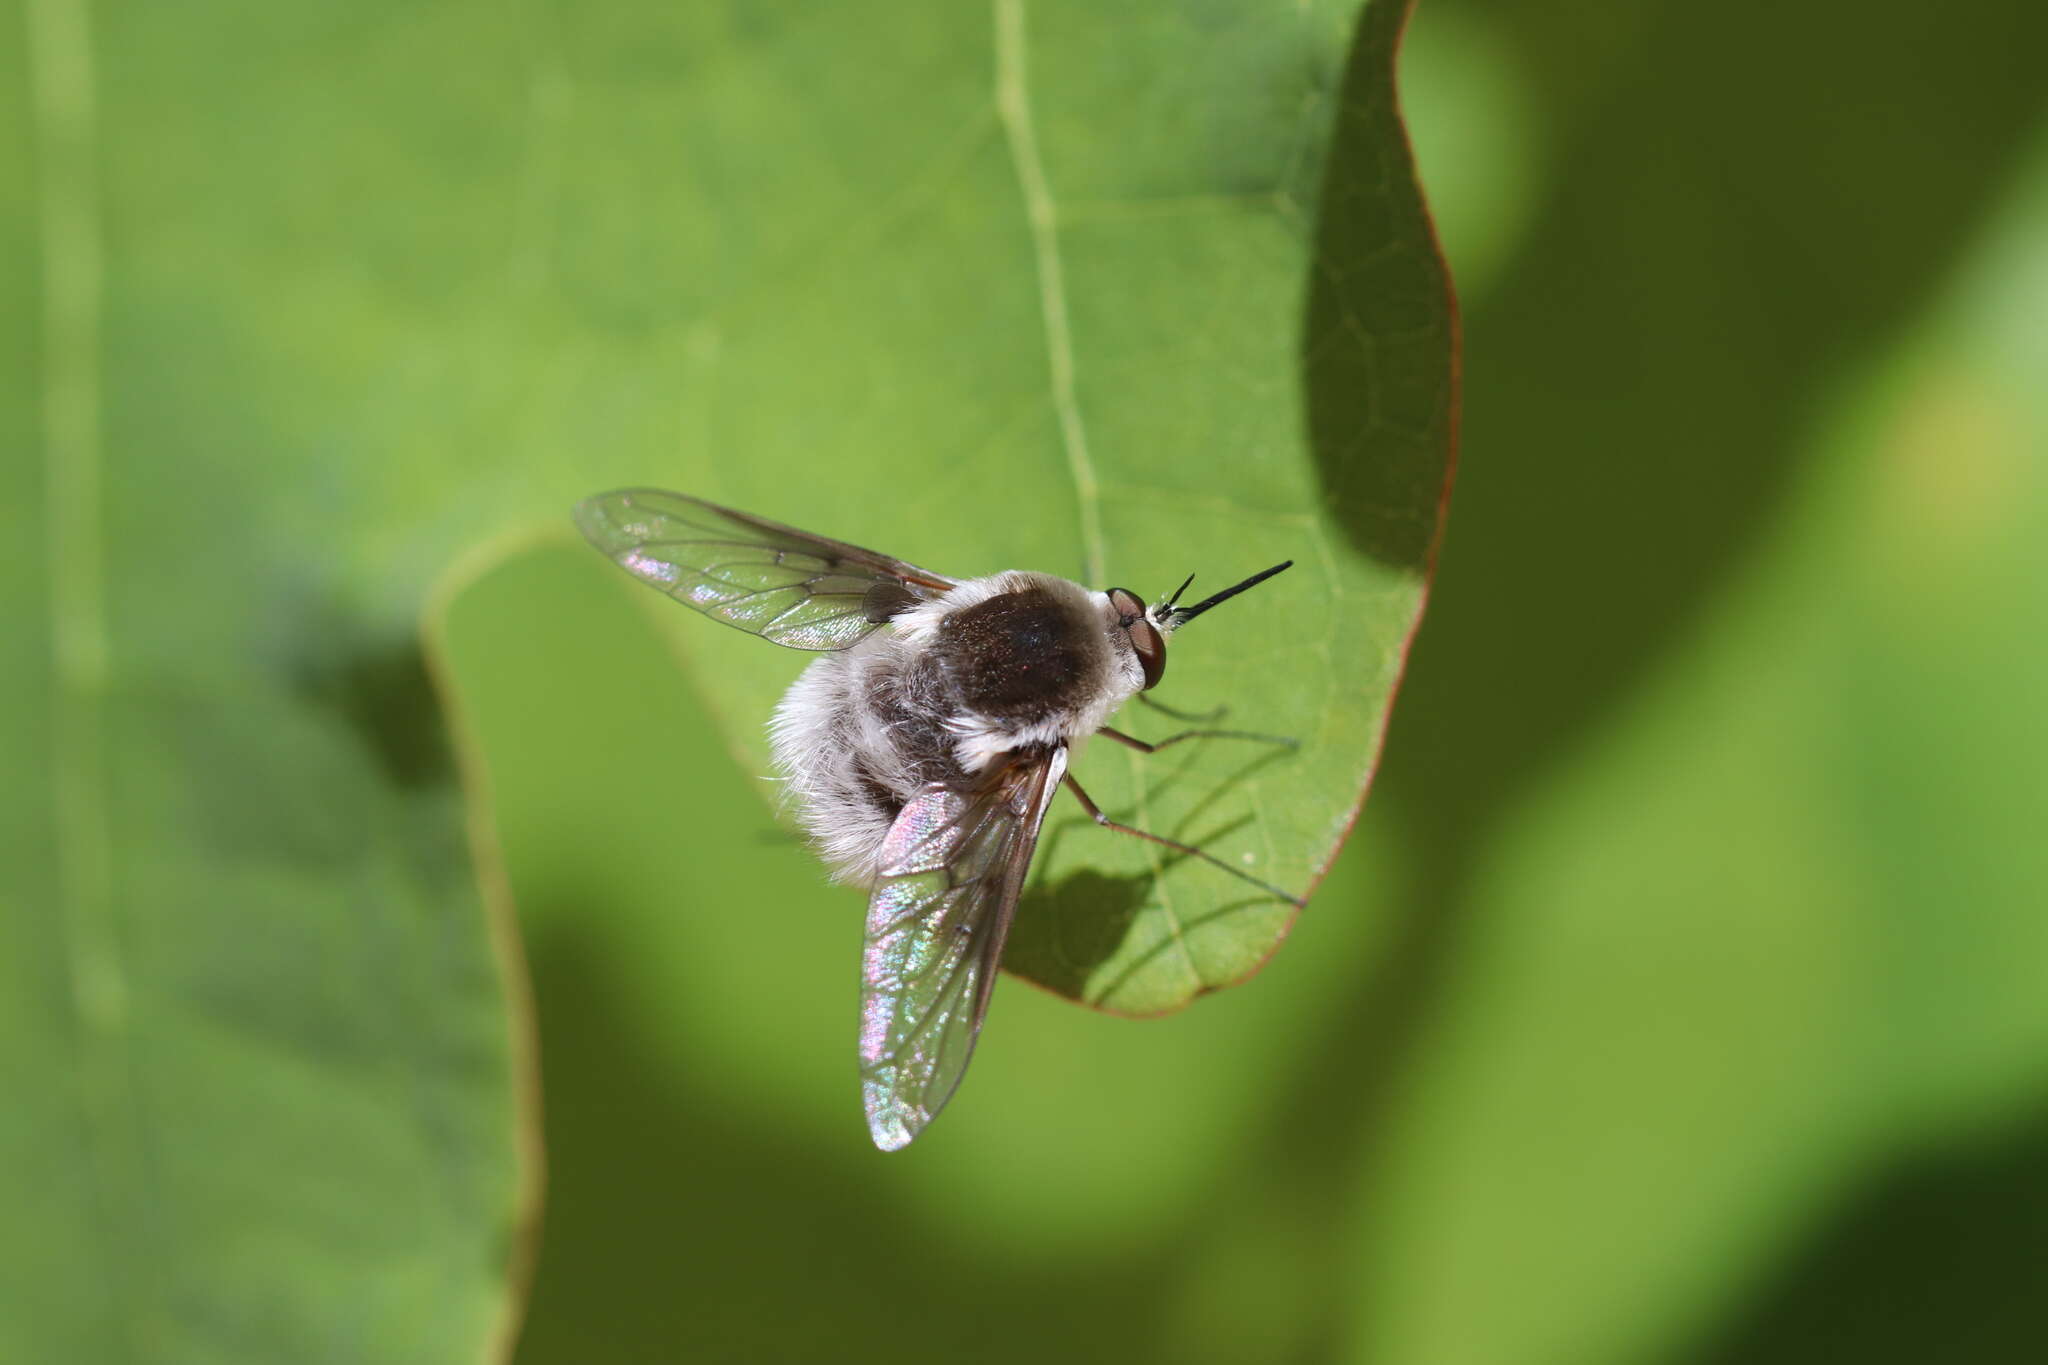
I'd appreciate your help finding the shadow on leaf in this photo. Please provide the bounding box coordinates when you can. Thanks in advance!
[286,604,456,791]
[1304,0,1455,575]
[1004,865,1154,1003]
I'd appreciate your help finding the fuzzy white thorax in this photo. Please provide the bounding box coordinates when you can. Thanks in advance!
[769,571,1150,884]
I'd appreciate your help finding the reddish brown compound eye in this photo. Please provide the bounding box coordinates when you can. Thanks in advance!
[1129,617,1166,690]
[1106,587,1164,687]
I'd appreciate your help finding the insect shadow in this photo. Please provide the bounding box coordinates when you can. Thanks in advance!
[1005,863,1153,1002]
[1003,797,1266,1004]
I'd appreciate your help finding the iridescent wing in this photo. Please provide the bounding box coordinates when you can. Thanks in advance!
[574,488,957,650]
[860,745,1070,1151]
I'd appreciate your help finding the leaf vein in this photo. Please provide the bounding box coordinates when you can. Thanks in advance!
[29,0,143,1351]
[994,0,1107,587]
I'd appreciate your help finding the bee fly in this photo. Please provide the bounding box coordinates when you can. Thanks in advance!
[575,489,1299,1150]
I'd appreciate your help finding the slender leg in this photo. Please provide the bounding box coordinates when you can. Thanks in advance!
[1062,774,1305,907]
[1136,692,1228,723]
[1099,725,1297,755]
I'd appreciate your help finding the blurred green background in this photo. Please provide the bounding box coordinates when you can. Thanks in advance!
[8,0,2048,1361]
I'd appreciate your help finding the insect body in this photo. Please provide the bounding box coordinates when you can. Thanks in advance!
[771,571,1139,885]
[575,489,1295,1150]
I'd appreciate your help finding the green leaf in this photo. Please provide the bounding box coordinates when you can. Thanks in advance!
[3,0,1445,1353]
[552,0,1453,1016]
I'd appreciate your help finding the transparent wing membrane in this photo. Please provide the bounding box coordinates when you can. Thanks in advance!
[860,747,1069,1151]
[574,488,955,650]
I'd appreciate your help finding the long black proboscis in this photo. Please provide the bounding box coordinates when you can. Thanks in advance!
[1165,560,1293,627]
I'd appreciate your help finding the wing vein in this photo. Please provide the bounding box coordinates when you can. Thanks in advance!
[860,749,1068,1148]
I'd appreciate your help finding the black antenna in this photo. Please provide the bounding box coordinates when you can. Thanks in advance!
[1163,561,1293,628]
[1161,572,1197,611]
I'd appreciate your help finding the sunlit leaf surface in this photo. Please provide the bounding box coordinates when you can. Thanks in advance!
[546,0,1454,1015]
